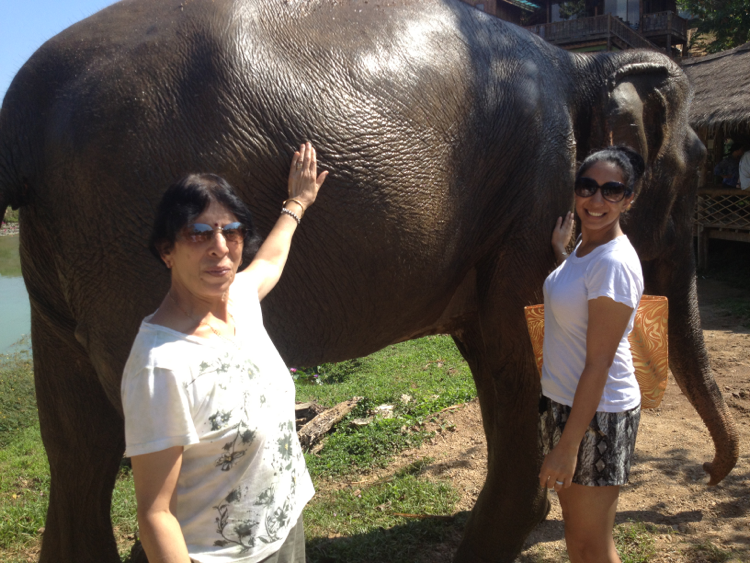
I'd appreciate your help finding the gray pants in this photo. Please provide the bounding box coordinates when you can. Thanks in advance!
[258,515,305,563]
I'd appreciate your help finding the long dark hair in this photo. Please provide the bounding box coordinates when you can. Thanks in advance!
[149,173,261,269]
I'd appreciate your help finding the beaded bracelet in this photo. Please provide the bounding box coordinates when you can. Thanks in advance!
[281,207,301,225]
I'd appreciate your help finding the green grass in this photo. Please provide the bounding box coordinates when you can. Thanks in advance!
[0,346,36,446]
[0,425,50,553]
[294,335,474,410]
[295,335,477,476]
[304,472,462,563]
[613,521,657,563]
[683,541,734,563]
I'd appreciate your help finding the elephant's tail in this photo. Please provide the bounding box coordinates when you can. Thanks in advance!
[0,108,29,226]
[0,158,25,227]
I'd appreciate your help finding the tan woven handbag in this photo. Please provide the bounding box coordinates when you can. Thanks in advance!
[524,295,669,409]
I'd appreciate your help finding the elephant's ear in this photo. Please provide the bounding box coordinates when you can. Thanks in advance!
[601,62,681,163]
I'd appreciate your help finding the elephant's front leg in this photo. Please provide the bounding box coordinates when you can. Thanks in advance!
[32,311,125,563]
[451,298,549,562]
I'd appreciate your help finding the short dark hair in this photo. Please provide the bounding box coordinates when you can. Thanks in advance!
[149,173,261,269]
[576,145,646,198]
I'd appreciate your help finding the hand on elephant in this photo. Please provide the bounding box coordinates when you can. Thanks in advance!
[286,142,328,216]
[538,440,578,491]
[551,211,575,265]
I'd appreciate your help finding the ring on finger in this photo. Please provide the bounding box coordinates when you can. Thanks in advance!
[296,161,303,169]
[555,480,564,486]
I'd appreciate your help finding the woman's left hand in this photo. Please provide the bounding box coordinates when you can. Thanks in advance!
[287,142,328,213]
[551,211,575,259]
[539,441,578,491]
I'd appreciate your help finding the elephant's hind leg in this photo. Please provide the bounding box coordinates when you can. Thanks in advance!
[32,311,124,563]
[451,322,549,563]
[451,257,553,562]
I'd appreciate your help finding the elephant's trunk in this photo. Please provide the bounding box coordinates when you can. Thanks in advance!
[665,274,739,484]
[646,254,740,485]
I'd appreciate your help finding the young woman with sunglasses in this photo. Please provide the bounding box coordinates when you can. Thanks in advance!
[539,146,646,563]
[121,143,327,563]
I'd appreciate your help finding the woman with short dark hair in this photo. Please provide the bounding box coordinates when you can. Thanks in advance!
[121,143,327,563]
[539,146,645,563]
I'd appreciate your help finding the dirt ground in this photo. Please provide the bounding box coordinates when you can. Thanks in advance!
[346,277,749,562]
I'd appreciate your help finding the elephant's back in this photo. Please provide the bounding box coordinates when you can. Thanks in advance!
[0,0,567,367]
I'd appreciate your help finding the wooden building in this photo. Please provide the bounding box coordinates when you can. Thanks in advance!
[524,0,688,57]
[460,0,541,25]
[681,42,750,268]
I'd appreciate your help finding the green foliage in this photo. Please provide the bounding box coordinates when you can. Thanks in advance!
[304,474,461,563]
[678,0,750,53]
[295,335,477,476]
[2,208,19,224]
[0,346,36,447]
[613,521,657,563]
[558,0,587,20]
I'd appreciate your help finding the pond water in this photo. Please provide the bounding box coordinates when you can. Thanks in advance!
[0,235,31,352]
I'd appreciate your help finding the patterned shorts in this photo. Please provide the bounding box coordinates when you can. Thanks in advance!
[540,396,641,487]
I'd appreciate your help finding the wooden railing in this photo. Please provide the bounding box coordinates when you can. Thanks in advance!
[525,15,656,50]
[694,188,750,268]
[641,11,688,39]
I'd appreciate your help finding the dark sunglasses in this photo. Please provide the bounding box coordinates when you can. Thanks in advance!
[574,177,633,203]
[180,222,246,244]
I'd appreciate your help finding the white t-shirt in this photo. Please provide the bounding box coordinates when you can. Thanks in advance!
[121,295,314,563]
[739,151,750,190]
[541,235,644,412]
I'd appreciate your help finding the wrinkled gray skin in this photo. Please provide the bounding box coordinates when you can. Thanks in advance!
[0,0,739,561]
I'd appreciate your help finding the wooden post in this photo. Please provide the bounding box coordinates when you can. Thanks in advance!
[607,14,612,51]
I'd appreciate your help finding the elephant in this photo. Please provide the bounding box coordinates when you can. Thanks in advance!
[0,0,740,561]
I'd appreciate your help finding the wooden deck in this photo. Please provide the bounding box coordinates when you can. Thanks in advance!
[641,11,688,43]
[525,14,657,51]
[694,188,750,269]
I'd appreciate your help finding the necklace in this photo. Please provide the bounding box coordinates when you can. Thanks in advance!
[168,291,237,345]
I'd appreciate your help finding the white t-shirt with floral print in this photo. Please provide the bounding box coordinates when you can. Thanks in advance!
[121,295,314,563]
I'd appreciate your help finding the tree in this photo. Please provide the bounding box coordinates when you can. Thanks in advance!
[678,0,750,53]
[558,0,587,20]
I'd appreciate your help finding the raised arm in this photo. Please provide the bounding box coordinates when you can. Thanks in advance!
[131,446,191,563]
[538,296,634,489]
[240,142,328,301]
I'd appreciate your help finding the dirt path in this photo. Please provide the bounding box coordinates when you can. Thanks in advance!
[358,277,749,562]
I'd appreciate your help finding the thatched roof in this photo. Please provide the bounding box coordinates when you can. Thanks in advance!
[682,42,750,134]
